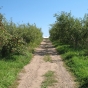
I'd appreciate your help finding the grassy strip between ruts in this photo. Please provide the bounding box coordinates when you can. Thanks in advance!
[43,54,52,62]
[41,71,57,88]
[0,51,32,88]
[53,41,88,88]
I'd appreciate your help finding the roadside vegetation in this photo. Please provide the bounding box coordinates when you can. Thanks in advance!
[41,71,57,88]
[0,13,43,88]
[49,11,88,88]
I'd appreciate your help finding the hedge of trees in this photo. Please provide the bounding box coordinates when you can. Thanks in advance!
[49,11,88,49]
[0,13,43,57]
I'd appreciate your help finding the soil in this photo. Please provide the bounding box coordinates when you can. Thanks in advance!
[17,39,77,88]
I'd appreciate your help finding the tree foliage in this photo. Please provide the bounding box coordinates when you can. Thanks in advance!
[49,11,88,49]
[0,14,43,57]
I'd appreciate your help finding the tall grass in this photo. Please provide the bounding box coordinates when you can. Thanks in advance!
[0,51,32,88]
[53,41,88,88]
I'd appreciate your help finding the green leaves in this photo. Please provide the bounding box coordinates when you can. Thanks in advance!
[49,11,88,49]
[0,14,43,58]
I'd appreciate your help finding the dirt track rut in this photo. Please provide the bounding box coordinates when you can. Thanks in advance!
[17,39,76,88]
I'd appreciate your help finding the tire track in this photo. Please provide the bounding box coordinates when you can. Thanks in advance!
[17,39,76,88]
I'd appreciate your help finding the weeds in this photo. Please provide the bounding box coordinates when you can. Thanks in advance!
[53,41,88,88]
[41,71,57,88]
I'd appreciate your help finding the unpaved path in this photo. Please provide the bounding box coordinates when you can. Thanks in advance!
[17,39,76,88]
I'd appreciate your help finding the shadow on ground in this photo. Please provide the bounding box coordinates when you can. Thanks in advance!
[34,39,58,56]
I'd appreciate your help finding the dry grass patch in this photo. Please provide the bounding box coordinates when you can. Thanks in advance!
[43,54,52,62]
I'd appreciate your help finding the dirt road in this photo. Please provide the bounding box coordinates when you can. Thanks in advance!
[17,39,76,88]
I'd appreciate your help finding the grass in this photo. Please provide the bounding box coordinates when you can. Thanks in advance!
[0,51,32,88]
[53,41,88,88]
[43,54,52,62]
[41,71,57,88]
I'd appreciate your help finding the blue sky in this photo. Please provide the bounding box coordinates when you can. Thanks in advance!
[0,0,88,37]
